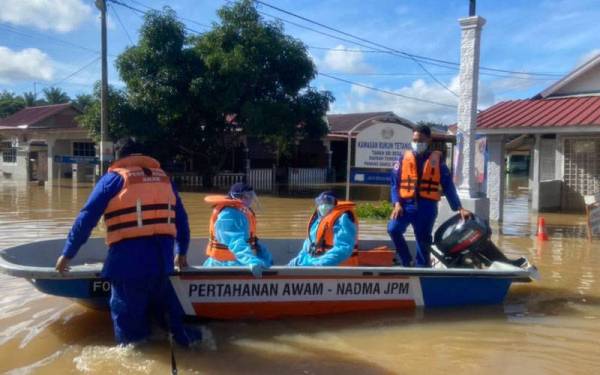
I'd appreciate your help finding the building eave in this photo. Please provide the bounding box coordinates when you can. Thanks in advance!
[477,126,600,135]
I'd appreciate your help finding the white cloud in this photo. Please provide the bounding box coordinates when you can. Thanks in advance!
[350,84,371,97]
[322,44,372,74]
[0,0,93,33]
[337,76,496,124]
[0,47,54,83]
[489,74,537,93]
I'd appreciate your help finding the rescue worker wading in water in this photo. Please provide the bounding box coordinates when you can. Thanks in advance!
[54,139,201,346]
[288,191,358,266]
[203,183,273,277]
[388,125,471,267]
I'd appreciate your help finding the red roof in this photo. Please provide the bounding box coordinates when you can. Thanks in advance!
[477,96,600,129]
[0,103,79,128]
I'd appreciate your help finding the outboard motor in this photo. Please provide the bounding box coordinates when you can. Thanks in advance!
[431,214,527,269]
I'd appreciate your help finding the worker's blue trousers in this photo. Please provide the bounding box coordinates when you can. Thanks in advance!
[109,277,201,346]
[387,201,438,267]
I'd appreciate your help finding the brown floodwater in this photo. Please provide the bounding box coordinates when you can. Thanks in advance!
[0,175,599,374]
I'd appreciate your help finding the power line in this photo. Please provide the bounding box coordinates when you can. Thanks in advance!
[109,3,134,45]
[0,24,119,58]
[255,0,564,78]
[255,1,458,97]
[319,73,457,108]
[43,57,101,88]
[108,0,205,35]
[128,0,211,30]
[322,70,556,81]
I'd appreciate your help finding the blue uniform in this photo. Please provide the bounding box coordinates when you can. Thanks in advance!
[288,213,356,266]
[203,207,273,268]
[62,171,200,346]
[388,151,462,267]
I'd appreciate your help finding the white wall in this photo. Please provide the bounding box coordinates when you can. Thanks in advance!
[553,64,600,96]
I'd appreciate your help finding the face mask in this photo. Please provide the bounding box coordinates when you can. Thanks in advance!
[411,141,428,154]
[317,203,334,217]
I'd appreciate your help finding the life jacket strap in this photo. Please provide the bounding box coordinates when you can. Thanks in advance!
[106,218,177,232]
[104,203,176,220]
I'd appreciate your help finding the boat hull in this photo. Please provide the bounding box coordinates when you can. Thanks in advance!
[1,238,535,320]
[170,272,513,319]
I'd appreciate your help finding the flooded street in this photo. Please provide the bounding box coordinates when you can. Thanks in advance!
[0,176,599,374]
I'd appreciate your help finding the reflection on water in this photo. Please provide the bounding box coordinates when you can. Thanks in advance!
[0,178,599,374]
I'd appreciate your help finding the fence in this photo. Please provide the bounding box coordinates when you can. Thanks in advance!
[247,168,273,192]
[212,172,245,189]
[288,168,328,186]
[172,173,202,187]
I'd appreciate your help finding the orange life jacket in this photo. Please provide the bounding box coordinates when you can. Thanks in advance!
[103,155,177,246]
[399,150,442,201]
[308,201,359,266]
[205,195,258,262]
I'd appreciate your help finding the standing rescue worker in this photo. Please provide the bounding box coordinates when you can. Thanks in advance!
[54,139,201,346]
[288,191,358,266]
[388,125,471,267]
[203,183,273,277]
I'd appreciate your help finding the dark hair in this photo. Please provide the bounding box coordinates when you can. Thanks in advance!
[115,138,144,159]
[414,125,432,138]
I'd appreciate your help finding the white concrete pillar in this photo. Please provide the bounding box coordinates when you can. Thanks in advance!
[455,15,489,219]
[486,135,506,221]
[47,138,56,182]
[532,134,541,211]
[456,16,486,198]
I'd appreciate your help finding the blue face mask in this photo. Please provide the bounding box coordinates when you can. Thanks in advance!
[317,204,334,217]
[411,141,428,154]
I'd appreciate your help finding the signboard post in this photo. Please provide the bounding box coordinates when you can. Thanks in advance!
[585,193,600,241]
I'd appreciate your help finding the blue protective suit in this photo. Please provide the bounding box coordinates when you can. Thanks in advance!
[288,212,356,266]
[62,171,200,346]
[388,150,462,267]
[203,207,273,268]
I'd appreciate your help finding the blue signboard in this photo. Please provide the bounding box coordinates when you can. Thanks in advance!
[53,155,99,165]
[351,170,391,185]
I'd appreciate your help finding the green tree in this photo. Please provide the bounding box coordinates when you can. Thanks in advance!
[42,87,70,104]
[73,93,94,111]
[78,82,150,145]
[22,91,42,107]
[115,1,333,177]
[0,91,25,118]
[194,0,332,163]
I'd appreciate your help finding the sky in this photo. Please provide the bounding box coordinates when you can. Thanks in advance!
[0,0,599,124]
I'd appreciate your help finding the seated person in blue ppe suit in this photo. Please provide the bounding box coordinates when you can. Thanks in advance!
[54,138,201,347]
[388,125,471,268]
[288,191,359,267]
[203,183,273,277]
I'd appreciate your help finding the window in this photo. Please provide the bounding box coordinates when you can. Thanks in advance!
[2,145,16,164]
[73,142,96,157]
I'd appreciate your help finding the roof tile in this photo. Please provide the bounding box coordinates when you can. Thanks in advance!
[477,96,600,129]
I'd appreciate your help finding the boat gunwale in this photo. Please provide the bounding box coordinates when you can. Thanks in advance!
[0,261,535,282]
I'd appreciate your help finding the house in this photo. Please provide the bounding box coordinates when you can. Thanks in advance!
[482,54,600,219]
[0,103,95,183]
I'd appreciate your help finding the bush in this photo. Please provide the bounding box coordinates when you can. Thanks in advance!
[356,201,393,220]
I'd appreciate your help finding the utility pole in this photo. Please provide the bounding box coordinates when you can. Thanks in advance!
[469,0,476,16]
[96,0,109,174]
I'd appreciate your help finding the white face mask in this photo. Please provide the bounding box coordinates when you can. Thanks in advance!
[411,141,428,154]
[317,203,334,217]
